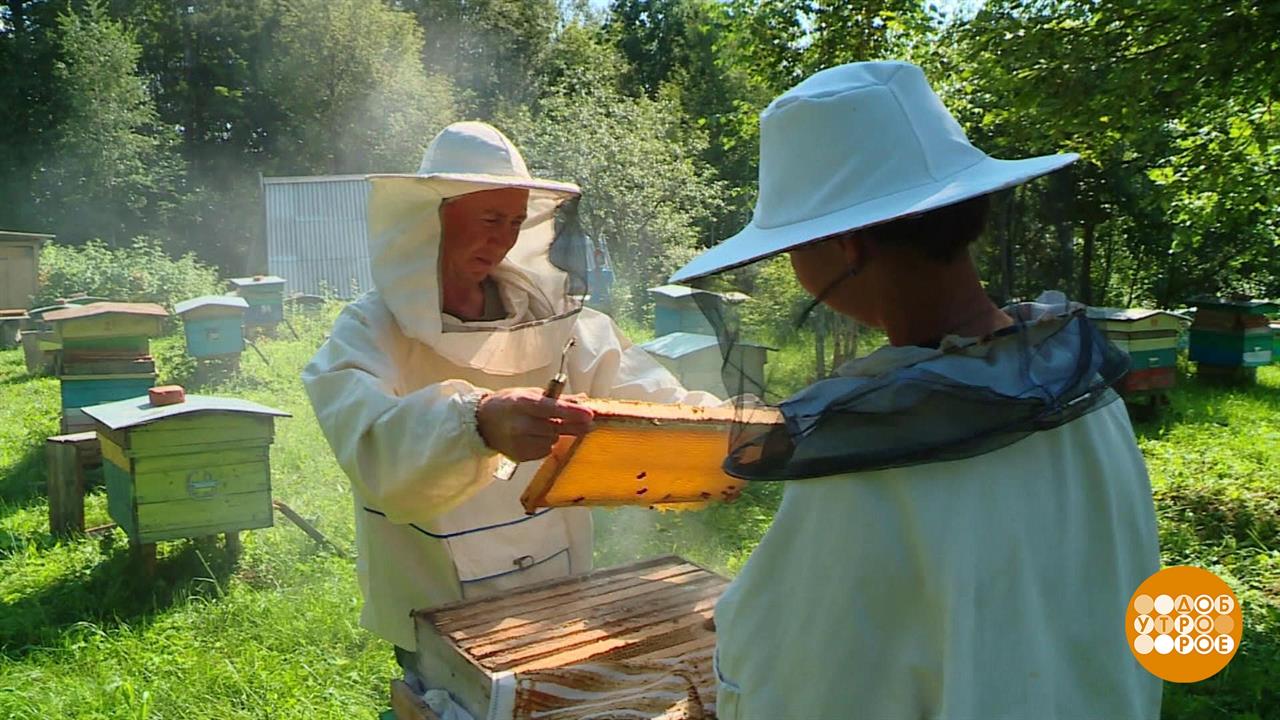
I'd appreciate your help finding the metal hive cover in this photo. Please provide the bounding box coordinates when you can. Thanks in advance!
[44,302,168,323]
[174,295,250,315]
[82,394,290,430]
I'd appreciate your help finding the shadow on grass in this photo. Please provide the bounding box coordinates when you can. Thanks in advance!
[0,533,237,660]
[1162,603,1280,719]
[0,443,47,518]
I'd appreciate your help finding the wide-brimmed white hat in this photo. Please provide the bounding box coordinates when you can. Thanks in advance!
[671,61,1078,282]
[368,120,580,198]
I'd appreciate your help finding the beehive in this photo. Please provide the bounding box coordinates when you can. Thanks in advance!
[175,295,249,358]
[640,332,773,398]
[229,275,286,329]
[19,303,70,374]
[520,399,782,514]
[46,302,166,433]
[83,392,289,544]
[412,556,724,720]
[1188,298,1276,371]
[649,284,749,337]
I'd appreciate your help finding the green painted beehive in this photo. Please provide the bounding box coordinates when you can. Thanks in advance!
[1188,297,1277,370]
[229,275,286,329]
[83,393,289,544]
[46,302,167,432]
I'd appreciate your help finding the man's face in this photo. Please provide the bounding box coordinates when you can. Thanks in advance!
[788,234,881,327]
[439,187,530,284]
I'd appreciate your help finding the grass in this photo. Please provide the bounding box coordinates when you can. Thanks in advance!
[0,311,1277,719]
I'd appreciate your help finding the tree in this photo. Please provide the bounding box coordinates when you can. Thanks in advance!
[502,23,725,321]
[405,0,558,115]
[28,0,182,245]
[263,0,458,175]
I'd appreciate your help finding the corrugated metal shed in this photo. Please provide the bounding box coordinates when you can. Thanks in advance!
[263,175,373,299]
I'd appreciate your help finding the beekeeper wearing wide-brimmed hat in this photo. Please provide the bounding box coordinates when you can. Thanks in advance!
[675,62,1161,718]
[302,122,715,676]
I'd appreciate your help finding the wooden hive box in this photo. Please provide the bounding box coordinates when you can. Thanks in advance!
[83,393,289,544]
[1088,308,1183,367]
[1189,301,1274,368]
[0,230,49,313]
[1087,307,1189,335]
[229,276,286,328]
[46,302,167,432]
[640,331,774,399]
[412,556,725,720]
[649,284,749,337]
[175,295,249,358]
[521,398,782,513]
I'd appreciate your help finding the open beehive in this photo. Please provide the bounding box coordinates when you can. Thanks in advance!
[83,391,289,545]
[411,555,724,720]
[520,398,781,514]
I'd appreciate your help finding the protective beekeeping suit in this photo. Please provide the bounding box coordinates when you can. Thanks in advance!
[671,62,1162,719]
[302,121,713,658]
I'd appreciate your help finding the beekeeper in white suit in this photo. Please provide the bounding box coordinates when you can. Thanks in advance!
[672,62,1162,719]
[302,121,714,686]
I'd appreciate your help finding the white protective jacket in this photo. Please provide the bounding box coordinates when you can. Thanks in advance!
[302,123,713,651]
[713,308,1163,719]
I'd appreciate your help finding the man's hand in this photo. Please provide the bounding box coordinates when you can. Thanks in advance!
[476,388,594,461]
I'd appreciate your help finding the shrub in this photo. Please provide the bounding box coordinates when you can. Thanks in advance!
[36,237,222,309]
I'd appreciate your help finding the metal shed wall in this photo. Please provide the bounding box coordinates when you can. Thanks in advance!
[264,176,373,299]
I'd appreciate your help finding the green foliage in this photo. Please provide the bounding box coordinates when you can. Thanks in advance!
[407,0,559,115]
[263,0,458,174]
[17,0,181,246]
[501,23,726,322]
[36,238,222,308]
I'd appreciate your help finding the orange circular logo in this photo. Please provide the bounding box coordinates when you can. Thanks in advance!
[1126,566,1242,683]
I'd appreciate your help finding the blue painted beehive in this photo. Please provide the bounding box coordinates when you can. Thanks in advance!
[229,276,286,329]
[649,285,749,337]
[640,331,774,398]
[175,295,249,359]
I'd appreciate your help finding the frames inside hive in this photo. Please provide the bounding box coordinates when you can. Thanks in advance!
[520,399,781,513]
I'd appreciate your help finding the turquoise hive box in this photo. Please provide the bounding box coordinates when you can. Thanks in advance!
[175,295,249,358]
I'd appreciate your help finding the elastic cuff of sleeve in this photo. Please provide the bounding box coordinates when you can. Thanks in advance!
[462,390,496,455]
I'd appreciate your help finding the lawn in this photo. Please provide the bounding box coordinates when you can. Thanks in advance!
[1,308,1277,719]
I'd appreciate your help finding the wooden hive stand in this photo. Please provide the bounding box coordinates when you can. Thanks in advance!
[45,431,102,535]
[407,555,725,720]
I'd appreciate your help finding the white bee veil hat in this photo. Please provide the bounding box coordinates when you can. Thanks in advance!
[671,61,1078,283]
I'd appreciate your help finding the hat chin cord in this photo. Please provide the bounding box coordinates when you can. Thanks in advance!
[795,264,860,329]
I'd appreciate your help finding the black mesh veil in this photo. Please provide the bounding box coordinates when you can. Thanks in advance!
[690,286,1131,482]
